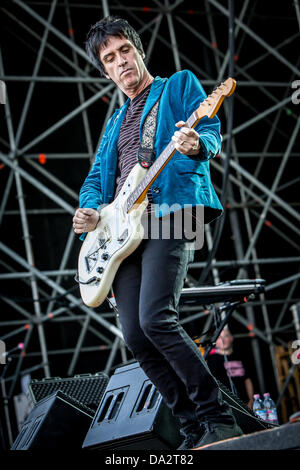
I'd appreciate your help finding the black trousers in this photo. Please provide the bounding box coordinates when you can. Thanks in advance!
[112,224,233,434]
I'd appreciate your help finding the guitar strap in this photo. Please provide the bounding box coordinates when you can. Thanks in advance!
[136,99,160,169]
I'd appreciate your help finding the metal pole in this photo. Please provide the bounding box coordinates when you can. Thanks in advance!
[230,136,281,394]
[1,297,33,321]
[275,279,300,329]
[115,315,128,364]
[64,0,94,160]
[212,159,300,239]
[126,9,209,80]
[1,362,14,447]
[204,225,220,284]
[0,76,109,83]
[0,256,114,350]
[224,155,300,224]
[242,33,300,74]
[0,241,123,340]
[1,7,105,96]
[14,0,58,148]
[12,0,93,65]
[7,326,33,398]
[144,14,163,66]
[227,180,266,394]
[17,83,114,156]
[25,158,78,201]
[101,0,109,17]
[295,0,300,30]
[165,0,181,71]
[175,16,298,129]
[227,96,293,140]
[14,165,51,378]
[0,152,75,214]
[265,273,300,292]
[208,0,300,76]
[0,254,300,280]
[0,170,14,226]
[46,228,76,316]
[104,337,121,375]
[0,50,15,226]
[216,0,250,81]
[67,314,91,376]
[246,67,297,197]
[243,116,300,261]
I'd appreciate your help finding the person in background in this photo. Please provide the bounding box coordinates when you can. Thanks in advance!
[206,328,254,409]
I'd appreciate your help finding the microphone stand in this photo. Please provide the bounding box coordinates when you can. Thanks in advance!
[203,299,243,360]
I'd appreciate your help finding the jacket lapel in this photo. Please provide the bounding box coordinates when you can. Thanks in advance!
[103,77,167,202]
[103,100,129,201]
[139,76,167,141]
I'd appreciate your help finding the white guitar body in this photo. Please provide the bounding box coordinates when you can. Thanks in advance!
[78,163,148,307]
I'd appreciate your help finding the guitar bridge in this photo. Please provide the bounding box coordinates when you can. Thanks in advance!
[84,228,112,274]
[85,253,98,273]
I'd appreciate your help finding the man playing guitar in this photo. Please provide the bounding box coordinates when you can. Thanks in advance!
[73,16,242,449]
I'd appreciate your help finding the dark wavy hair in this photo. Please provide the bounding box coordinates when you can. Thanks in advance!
[85,16,145,77]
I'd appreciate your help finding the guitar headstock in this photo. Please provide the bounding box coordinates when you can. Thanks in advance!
[196,77,236,119]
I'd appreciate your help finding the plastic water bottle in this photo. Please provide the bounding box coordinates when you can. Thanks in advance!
[263,392,279,425]
[253,394,267,421]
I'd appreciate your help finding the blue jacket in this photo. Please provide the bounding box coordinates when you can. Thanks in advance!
[79,70,223,224]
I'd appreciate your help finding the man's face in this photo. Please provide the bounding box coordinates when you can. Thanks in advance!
[99,35,146,95]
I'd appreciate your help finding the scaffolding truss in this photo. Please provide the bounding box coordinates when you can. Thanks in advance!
[0,0,299,421]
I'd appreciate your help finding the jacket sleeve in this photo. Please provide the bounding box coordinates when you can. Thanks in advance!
[78,117,114,241]
[79,142,104,211]
[180,70,222,161]
[77,142,103,242]
[79,109,120,209]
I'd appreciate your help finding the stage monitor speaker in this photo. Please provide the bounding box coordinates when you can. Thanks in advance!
[83,362,274,451]
[11,390,93,450]
[82,362,182,451]
[28,372,109,416]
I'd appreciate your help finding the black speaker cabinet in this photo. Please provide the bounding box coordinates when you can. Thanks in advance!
[82,362,182,450]
[11,390,93,450]
[28,372,109,416]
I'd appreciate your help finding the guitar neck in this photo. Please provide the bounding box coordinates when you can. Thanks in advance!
[125,76,236,212]
[125,110,202,212]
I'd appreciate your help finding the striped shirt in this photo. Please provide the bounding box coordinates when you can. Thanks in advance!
[115,84,154,212]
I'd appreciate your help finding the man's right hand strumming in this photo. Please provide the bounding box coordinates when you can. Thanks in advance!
[73,208,100,234]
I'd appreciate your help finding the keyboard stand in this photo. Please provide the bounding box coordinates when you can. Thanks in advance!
[180,279,266,359]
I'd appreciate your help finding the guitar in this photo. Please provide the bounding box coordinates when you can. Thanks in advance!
[77,77,236,307]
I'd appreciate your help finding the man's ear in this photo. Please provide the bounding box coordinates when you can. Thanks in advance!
[139,49,145,60]
[101,63,110,80]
